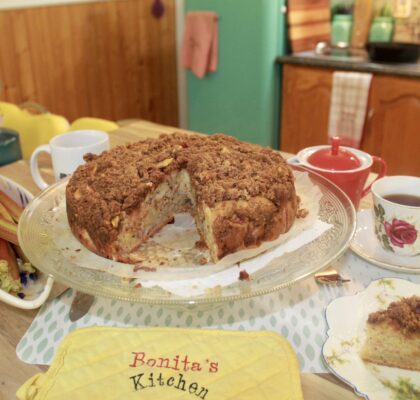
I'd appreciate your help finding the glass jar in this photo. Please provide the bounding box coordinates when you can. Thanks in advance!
[369,16,394,42]
[331,15,353,47]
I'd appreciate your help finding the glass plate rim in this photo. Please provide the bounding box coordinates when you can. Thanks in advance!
[18,165,356,306]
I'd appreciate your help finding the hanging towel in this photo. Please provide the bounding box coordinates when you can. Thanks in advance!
[182,12,218,78]
[327,72,373,148]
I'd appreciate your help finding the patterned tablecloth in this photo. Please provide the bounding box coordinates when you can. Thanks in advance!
[16,251,420,373]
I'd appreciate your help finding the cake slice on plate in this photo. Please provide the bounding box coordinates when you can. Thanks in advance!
[360,296,420,371]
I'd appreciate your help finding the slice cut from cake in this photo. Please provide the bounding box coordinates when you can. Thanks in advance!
[66,133,298,263]
[360,296,420,371]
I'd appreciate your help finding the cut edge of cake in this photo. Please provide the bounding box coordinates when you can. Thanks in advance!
[360,296,420,372]
[68,169,298,263]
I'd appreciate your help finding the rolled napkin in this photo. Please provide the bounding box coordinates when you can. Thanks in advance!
[17,326,303,400]
[327,71,373,148]
[182,12,218,78]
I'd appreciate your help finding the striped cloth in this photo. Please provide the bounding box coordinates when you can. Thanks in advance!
[328,72,373,148]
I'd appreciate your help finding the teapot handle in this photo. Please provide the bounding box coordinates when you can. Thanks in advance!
[362,156,387,198]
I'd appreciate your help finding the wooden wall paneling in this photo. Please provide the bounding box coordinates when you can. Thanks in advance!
[280,64,332,153]
[11,11,35,102]
[0,0,179,126]
[125,1,144,117]
[159,0,179,125]
[287,0,331,53]
[0,11,25,102]
[68,4,95,119]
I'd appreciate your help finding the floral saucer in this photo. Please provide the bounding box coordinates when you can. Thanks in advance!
[323,278,420,400]
[350,209,420,274]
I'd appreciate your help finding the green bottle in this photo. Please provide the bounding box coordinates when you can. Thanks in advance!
[369,16,394,42]
[331,15,353,47]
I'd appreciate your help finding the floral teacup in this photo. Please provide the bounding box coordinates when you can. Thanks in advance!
[372,176,420,257]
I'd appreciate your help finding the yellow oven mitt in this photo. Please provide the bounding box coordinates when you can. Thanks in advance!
[17,327,303,400]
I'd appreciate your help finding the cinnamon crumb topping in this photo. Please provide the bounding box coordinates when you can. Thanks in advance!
[67,133,295,249]
[368,296,420,334]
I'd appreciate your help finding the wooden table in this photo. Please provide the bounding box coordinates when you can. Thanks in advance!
[0,120,361,399]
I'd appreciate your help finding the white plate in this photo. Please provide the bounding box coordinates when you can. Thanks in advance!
[323,278,420,400]
[0,175,53,309]
[350,209,420,273]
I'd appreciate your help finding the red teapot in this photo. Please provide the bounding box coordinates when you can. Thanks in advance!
[289,137,387,208]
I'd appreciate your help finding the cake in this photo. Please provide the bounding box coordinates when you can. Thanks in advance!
[66,133,298,263]
[360,296,420,371]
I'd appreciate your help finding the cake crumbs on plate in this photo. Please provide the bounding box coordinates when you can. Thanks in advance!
[297,207,309,218]
[205,285,222,296]
[134,265,157,272]
[133,265,157,272]
[239,270,250,281]
[194,240,207,250]
[198,257,208,265]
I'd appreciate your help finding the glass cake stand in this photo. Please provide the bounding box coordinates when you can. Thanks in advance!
[18,167,356,305]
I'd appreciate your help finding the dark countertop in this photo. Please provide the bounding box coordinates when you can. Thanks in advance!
[276,50,420,79]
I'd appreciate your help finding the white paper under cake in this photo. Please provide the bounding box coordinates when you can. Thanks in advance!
[53,171,331,296]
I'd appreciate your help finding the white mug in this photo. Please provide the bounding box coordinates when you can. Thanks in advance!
[372,176,420,257]
[30,130,109,190]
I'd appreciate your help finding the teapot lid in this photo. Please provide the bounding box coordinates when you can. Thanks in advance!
[307,137,361,171]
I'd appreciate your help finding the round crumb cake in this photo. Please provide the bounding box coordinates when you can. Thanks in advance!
[66,133,298,263]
